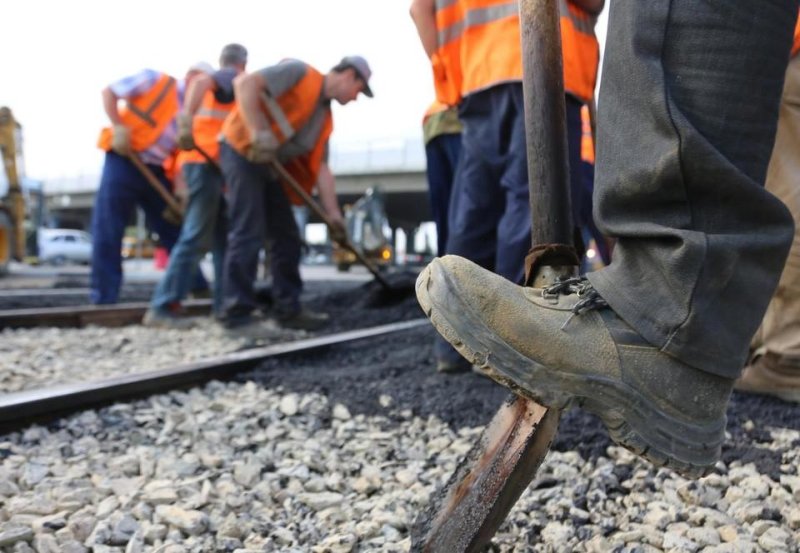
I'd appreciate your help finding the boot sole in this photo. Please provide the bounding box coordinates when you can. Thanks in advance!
[417,263,724,479]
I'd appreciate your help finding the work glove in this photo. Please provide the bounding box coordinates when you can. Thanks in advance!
[176,113,195,151]
[247,130,280,164]
[111,124,132,156]
[329,219,348,246]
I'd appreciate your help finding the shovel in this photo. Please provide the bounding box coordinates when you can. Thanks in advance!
[411,0,581,550]
[127,152,183,225]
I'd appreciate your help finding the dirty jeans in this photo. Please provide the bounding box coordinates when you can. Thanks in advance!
[90,152,182,304]
[751,54,800,366]
[150,162,228,315]
[587,0,798,378]
[219,143,303,318]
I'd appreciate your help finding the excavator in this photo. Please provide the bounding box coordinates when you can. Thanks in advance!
[0,107,26,275]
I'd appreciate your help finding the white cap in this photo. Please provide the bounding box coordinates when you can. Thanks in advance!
[188,61,215,75]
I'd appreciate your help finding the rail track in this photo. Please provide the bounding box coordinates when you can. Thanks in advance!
[0,318,427,432]
[0,299,212,329]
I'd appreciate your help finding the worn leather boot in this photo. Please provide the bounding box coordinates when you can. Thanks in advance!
[416,255,734,478]
[735,351,800,404]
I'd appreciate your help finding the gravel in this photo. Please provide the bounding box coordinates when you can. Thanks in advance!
[1,279,798,551]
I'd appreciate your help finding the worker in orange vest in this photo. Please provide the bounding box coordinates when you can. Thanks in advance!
[736,14,800,403]
[144,45,248,328]
[91,63,213,305]
[417,1,797,477]
[411,0,603,372]
[218,56,373,331]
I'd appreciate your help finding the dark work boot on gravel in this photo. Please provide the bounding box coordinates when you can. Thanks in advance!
[416,255,734,478]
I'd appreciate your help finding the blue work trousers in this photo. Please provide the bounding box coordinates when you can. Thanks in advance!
[425,132,462,256]
[150,162,228,315]
[219,143,303,318]
[447,87,593,283]
[90,152,185,304]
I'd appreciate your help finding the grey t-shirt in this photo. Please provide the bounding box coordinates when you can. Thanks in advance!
[257,59,331,162]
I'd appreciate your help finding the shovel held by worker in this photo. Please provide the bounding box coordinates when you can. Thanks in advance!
[127,152,184,224]
[411,0,579,550]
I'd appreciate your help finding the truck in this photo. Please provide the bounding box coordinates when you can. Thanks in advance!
[0,106,26,275]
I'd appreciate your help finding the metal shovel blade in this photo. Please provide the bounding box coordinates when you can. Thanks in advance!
[411,395,560,552]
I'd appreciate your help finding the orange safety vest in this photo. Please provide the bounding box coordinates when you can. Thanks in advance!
[177,84,236,166]
[793,15,800,57]
[97,73,179,152]
[433,0,465,105]
[222,64,333,204]
[559,0,599,103]
[580,104,594,164]
[458,0,523,96]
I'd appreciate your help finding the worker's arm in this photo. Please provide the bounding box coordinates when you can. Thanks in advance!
[101,87,123,125]
[569,0,604,16]
[316,161,344,226]
[182,73,213,117]
[234,72,271,134]
[409,0,438,58]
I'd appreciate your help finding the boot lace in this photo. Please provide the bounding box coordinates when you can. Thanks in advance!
[542,276,609,330]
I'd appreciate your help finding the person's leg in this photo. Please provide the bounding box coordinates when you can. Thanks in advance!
[220,143,268,321]
[447,88,507,273]
[495,83,532,283]
[738,53,800,402]
[416,0,798,476]
[588,0,796,377]
[211,195,229,317]
[148,163,223,317]
[90,152,137,304]
[425,132,462,256]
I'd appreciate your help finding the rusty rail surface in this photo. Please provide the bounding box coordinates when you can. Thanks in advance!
[0,299,212,329]
[0,318,428,432]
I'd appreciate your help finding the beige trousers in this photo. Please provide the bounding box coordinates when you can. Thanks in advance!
[752,54,800,360]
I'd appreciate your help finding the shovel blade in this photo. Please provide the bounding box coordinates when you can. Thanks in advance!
[411,394,560,552]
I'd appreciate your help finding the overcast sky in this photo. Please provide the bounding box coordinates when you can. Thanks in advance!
[1,0,607,182]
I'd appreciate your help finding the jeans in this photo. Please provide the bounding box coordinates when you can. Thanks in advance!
[587,0,798,377]
[219,143,303,317]
[150,162,228,315]
[425,132,462,256]
[90,152,182,304]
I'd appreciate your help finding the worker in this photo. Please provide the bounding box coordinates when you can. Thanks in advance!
[411,0,467,372]
[91,63,213,305]
[218,56,373,331]
[417,0,797,477]
[0,107,25,262]
[736,15,800,404]
[410,0,603,371]
[143,45,248,327]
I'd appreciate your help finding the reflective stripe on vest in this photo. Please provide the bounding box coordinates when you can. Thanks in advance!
[97,73,179,152]
[432,0,465,105]
[559,0,599,103]
[260,92,296,141]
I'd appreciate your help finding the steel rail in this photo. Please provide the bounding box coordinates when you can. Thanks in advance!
[0,318,428,431]
[0,299,212,329]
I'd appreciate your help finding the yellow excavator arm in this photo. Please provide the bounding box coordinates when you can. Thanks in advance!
[0,106,26,267]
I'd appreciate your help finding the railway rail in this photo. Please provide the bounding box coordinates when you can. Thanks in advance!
[0,299,212,329]
[0,318,427,432]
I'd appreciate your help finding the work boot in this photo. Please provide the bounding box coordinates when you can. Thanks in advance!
[416,255,733,478]
[276,307,329,331]
[142,306,195,329]
[735,351,800,403]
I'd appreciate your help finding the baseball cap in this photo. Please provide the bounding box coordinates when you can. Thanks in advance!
[338,55,373,97]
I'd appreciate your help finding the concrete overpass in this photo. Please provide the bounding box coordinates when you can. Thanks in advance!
[43,138,432,233]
